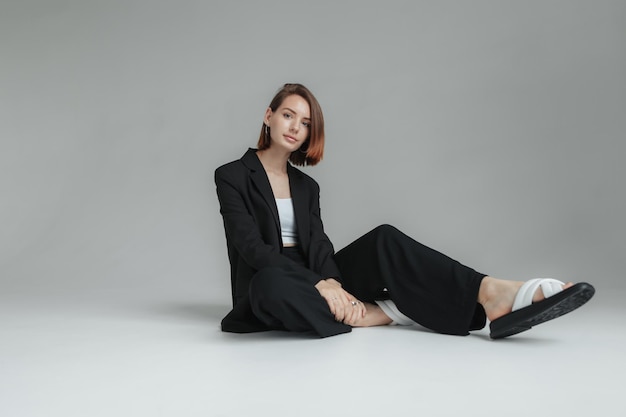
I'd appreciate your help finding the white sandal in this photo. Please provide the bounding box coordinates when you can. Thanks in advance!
[489,278,595,339]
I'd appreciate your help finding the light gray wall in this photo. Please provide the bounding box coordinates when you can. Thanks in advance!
[1,0,624,301]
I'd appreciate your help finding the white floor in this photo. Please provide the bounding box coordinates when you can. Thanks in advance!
[1,287,624,417]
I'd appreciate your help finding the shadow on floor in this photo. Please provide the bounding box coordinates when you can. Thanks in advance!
[151,302,231,323]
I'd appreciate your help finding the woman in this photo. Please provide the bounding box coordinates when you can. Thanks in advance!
[215,83,595,339]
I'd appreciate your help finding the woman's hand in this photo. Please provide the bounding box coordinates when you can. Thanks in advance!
[314,279,367,325]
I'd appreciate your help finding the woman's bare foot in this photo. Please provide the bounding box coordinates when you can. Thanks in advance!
[350,302,393,327]
[478,276,574,322]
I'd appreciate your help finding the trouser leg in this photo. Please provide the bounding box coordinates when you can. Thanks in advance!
[248,265,352,338]
[334,224,487,335]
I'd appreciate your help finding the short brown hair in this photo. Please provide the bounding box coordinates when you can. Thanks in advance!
[257,83,325,166]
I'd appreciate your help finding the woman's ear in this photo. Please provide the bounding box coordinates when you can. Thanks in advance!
[264,107,273,125]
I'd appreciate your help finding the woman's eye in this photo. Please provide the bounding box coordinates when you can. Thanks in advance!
[283,113,292,119]
[302,122,310,128]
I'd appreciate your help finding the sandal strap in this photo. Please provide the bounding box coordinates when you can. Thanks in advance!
[512,278,565,312]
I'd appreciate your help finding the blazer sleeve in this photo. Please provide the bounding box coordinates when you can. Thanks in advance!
[308,181,342,282]
[215,166,304,273]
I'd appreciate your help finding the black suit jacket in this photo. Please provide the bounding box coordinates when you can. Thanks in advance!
[215,148,340,332]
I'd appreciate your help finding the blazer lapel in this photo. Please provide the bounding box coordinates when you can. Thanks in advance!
[241,149,280,235]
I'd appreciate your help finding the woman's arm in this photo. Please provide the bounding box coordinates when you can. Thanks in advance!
[306,182,368,323]
[308,181,342,282]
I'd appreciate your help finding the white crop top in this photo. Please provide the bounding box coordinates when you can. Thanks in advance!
[275,198,298,245]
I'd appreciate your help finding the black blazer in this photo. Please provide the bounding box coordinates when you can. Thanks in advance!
[215,148,340,332]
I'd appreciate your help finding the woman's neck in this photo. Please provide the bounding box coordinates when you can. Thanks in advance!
[256,148,290,175]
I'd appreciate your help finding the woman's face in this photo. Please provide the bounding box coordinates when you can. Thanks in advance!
[264,94,311,153]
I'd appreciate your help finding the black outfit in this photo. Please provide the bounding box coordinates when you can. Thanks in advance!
[215,149,487,338]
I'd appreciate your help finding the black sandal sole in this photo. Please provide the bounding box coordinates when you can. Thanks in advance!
[489,282,595,339]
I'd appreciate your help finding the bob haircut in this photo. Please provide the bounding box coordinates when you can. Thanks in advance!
[257,83,325,166]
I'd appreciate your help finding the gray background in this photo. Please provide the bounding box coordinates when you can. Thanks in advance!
[2,0,625,296]
[1,1,625,416]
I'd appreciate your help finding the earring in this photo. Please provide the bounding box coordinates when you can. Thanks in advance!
[265,124,269,137]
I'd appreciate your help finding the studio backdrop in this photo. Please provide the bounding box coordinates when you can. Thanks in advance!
[1,0,624,304]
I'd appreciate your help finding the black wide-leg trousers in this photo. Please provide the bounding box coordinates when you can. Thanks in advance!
[246,224,487,338]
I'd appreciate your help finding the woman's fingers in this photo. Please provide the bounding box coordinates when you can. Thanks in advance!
[327,297,337,316]
[339,290,358,324]
[348,300,360,324]
[333,298,344,321]
[340,298,357,325]
[345,299,368,325]
[333,297,346,322]
[319,284,367,324]
[316,280,350,322]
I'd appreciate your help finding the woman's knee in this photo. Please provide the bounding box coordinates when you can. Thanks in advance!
[371,224,402,240]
